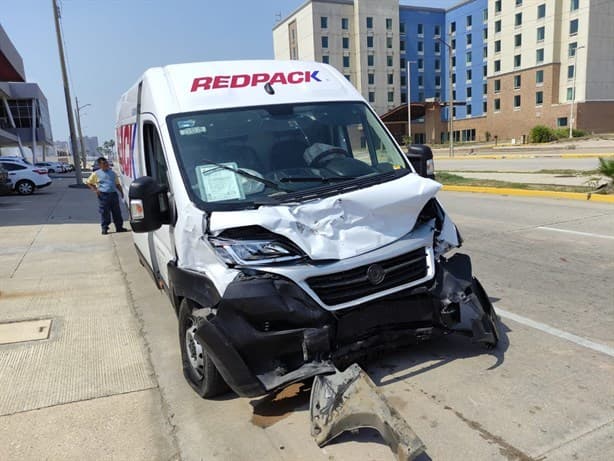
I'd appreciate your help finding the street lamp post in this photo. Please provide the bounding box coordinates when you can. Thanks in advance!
[406,60,417,145]
[570,45,585,139]
[438,36,454,157]
[75,98,91,168]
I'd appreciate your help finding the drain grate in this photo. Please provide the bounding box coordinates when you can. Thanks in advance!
[0,319,52,345]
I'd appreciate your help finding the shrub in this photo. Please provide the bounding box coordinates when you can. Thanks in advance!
[598,157,614,181]
[553,128,588,139]
[530,125,555,143]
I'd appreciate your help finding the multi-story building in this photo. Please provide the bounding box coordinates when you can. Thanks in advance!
[273,0,614,143]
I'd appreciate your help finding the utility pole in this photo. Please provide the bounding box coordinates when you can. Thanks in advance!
[75,97,90,168]
[570,45,585,139]
[438,36,454,158]
[406,60,417,146]
[52,0,83,185]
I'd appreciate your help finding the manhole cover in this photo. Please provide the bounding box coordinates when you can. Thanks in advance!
[0,319,52,345]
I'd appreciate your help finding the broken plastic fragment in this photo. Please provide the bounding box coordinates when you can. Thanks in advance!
[309,364,426,460]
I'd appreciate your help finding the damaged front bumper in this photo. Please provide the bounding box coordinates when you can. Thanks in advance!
[192,251,500,398]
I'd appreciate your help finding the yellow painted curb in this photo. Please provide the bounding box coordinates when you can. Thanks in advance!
[442,185,614,203]
[433,153,614,160]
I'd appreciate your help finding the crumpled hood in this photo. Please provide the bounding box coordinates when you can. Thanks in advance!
[209,173,441,260]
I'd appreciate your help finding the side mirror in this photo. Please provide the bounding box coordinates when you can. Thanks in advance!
[406,144,435,179]
[128,176,170,233]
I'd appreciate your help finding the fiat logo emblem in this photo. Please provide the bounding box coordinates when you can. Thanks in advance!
[366,264,386,285]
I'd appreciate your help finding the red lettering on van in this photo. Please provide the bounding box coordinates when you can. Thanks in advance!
[287,72,304,84]
[230,74,250,88]
[191,77,213,92]
[269,72,288,85]
[212,75,230,89]
[190,71,323,92]
[251,73,270,86]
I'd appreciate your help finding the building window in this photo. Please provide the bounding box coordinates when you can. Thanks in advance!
[417,23,424,35]
[537,4,546,19]
[483,65,487,77]
[514,95,521,109]
[345,75,351,82]
[367,36,374,48]
[321,36,328,48]
[435,59,441,70]
[366,17,373,29]
[571,0,579,12]
[368,55,374,66]
[567,87,574,101]
[557,117,568,127]
[387,37,393,49]
[494,98,501,111]
[466,51,472,64]
[568,65,575,79]
[342,18,349,30]
[435,75,441,86]
[466,15,472,28]
[386,18,393,30]
[450,22,456,34]
[418,75,423,86]
[514,54,521,68]
[418,91,424,101]
[387,55,394,67]
[467,87,472,98]
[483,28,488,40]
[495,40,501,53]
[452,107,457,117]
[400,57,406,69]
[514,75,522,89]
[536,69,544,84]
[467,33,472,45]
[452,56,456,67]
[452,38,456,50]
[452,73,456,84]
[322,55,329,64]
[483,46,488,58]
[401,92,407,103]
[400,40,406,51]
[400,22,406,34]
[417,41,424,52]
[467,104,472,115]
[483,101,488,112]
[536,91,544,105]
[536,48,544,64]
[516,0,523,6]
[570,19,579,35]
[515,34,522,47]
[569,42,577,57]
[494,60,501,73]
[494,79,501,93]
[495,20,502,33]
[467,69,472,81]
[388,91,394,102]
[435,42,441,53]
[343,37,349,49]
[368,92,375,103]
[418,58,424,70]
[434,25,441,36]
[537,26,545,42]
[321,17,328,29]
[483,82,488,94]
[483,8,488,22]
[388,74,394,85]
[343,56,350,68]
[435,91,441,99]
[401,75,406,86]
[495,0,502,14]
[515,13,522,27]
[368,73,375,85]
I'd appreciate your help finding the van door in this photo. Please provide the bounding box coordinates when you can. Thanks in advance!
[142,116,174,286]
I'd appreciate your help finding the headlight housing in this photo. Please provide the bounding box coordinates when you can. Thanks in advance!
[209,237,303,266]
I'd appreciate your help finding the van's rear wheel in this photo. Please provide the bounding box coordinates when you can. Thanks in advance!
[178,299,230,398]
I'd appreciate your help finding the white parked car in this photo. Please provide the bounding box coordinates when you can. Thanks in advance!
[0,158,52,195]
[35,161,66,173]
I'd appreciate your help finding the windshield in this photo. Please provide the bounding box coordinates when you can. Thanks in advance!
[167,101,409,209]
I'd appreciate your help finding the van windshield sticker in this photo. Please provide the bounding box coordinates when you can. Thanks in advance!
[196,163,245,202]
[191,71,322,92]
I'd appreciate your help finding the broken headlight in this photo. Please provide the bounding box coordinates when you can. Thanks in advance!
[209,237,303,266]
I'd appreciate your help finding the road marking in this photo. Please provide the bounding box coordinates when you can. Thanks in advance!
[496,307,614,358]
[537,226,614,240]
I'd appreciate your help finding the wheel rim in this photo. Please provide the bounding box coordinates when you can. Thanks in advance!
[185,318,205,379]
[18,182,33,194]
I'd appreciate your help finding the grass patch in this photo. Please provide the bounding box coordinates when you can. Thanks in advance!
[436,171,602,194]
[442,169,600,176]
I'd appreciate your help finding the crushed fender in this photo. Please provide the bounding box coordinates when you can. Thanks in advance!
[309,364,425,460]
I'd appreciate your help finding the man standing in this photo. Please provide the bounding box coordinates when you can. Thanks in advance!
[86,157,128,235]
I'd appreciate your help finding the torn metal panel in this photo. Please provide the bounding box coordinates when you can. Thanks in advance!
[210,173,442,260]
[310,364,426,461]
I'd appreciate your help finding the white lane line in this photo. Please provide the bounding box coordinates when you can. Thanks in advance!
[537,226,614,241]
[496,307,614,358]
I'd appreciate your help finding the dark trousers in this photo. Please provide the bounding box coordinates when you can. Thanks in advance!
[98,191,124,230]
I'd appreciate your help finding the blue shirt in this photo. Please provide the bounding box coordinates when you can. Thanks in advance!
[87,169,120,194]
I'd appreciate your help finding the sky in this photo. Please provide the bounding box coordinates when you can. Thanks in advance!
[4,0,457,146]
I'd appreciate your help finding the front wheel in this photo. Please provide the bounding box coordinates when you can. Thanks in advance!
[15,180,35,195]
[178,299,230,398]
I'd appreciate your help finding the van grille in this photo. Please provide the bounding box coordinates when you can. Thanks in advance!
[306,248,428,306]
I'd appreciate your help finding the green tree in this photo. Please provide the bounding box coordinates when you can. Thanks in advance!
[96,139,116,160]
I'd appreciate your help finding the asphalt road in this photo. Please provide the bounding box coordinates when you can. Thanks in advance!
[437,156,602,172]
[115,191,614,461]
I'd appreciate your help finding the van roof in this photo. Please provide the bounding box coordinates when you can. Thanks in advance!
[118,60,365,122]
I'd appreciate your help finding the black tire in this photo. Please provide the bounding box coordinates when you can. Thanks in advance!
[15,180,35,195]
[49,168,55,173]
[178,299,230,398]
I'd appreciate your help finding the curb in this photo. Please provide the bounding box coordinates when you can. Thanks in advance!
[442,185,614,203]
[433,153,614,160]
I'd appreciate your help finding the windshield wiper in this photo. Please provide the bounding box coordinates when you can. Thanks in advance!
[279,176,358,183]
[200,158,290,193]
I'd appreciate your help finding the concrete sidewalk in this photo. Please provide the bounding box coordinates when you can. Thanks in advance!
[0,180,177,461]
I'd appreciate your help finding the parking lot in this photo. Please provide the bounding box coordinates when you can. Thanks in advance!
[0,179,613,460]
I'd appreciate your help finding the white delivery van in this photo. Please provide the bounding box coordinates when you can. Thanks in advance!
[116,60,499,398]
